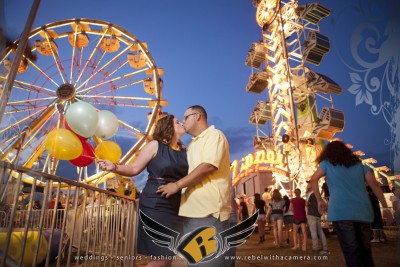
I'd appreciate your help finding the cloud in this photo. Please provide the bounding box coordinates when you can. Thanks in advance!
[221,125,255,161]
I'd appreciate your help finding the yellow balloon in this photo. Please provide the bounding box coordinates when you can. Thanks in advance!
[0,231,48,266]
[45,128,83,160]
[95,141,122,163]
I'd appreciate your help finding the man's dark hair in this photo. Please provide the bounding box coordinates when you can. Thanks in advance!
[188,105,207,119]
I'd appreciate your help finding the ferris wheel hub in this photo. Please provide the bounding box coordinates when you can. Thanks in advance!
[56,83,76,100]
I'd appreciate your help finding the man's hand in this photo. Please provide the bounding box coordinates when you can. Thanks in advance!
[157,183,180,198]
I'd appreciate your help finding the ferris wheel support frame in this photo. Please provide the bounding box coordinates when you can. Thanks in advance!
[0,0,41,124]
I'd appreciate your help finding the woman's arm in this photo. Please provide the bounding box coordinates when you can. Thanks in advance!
[97,140,157,177]
[393,198,398,211]
[310,168,327,213]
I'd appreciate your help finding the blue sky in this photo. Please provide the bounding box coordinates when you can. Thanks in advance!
[1,0,398,190]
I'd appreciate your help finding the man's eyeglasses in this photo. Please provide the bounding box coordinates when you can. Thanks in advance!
[183,113,198,121]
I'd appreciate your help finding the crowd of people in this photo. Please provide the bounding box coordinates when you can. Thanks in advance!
[234,186,325,253]
[233,140,397,267]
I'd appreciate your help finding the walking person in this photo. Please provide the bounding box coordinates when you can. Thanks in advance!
[262,186,272,206]
[283,195,293,245]
[310,140,393,267]
[389,187,400,225]
[254,193,266,243]
[267,189,285,247]
[239,195,249,221]
[291,188,307,251]
[98,114,188,267]
[306,183,329,254]
[262,186,272,227]
[367,186,386,242]
[158,105,232,267]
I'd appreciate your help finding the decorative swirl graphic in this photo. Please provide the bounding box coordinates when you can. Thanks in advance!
[343,2,399,172]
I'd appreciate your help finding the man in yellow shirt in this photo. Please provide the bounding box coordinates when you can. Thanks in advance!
[158,105,232,266]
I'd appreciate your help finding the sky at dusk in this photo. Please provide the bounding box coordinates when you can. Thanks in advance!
[1,0,398,190]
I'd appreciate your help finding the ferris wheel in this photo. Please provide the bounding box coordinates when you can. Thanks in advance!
[0,18,166,184]
[244,0,345,194]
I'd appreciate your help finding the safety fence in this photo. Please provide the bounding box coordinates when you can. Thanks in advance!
[0,161,138,266]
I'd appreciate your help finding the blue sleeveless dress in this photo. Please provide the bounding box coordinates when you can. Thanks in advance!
[137,141,188,256]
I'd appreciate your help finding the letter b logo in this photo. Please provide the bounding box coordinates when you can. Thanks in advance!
[177,227,218,264]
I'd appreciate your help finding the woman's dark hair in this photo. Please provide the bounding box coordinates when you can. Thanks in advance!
[317,140,360,167]
[152,114,175,145]
[254,193,261,201]
[283,195,290,213]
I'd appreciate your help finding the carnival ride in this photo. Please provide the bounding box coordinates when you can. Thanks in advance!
[232,0,393,195]
[0,18,166,188]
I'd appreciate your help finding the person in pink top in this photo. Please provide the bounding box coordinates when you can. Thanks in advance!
[290,188,307,251]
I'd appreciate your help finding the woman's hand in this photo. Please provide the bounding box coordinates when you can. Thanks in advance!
[97,159,116,172]
[157,183,180,198]
[382,209,394,225]
[317,200,327,214]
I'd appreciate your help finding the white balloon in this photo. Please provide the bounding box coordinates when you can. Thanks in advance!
[65,101,99,138]
[95,110,119,139]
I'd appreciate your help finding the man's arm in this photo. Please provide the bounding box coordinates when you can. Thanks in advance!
[157,163,217,198]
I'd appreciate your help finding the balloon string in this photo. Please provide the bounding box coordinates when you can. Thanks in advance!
[86,153,100,160]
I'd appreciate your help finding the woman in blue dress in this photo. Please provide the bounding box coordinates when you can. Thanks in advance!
[98,114,188,267]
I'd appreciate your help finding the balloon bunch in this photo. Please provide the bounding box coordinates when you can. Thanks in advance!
[44,101,122,167]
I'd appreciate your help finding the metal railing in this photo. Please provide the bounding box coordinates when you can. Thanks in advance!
[0,161,138,266]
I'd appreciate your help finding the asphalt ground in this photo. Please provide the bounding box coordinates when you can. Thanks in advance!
[136,226,400,267]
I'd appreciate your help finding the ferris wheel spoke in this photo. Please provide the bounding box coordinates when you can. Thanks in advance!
[79,94,153,107]
[42,31,68,84]
[118,119,144,135]
[2,103,56,132]
[7,96,57,107]
[23,111,59,148]
[12,79,55,96]
[82,77,142,96]
[24,56,59,87]
[0,105,56,148]
[74,29,108,87]
[75,43,133,91]
[4,106,45,115]
[107,60,129,77]
[69,24,81,84]
[78,68,148,95]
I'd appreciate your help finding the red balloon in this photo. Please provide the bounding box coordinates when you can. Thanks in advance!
[65,120,88,141]
[69,140,95,167]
